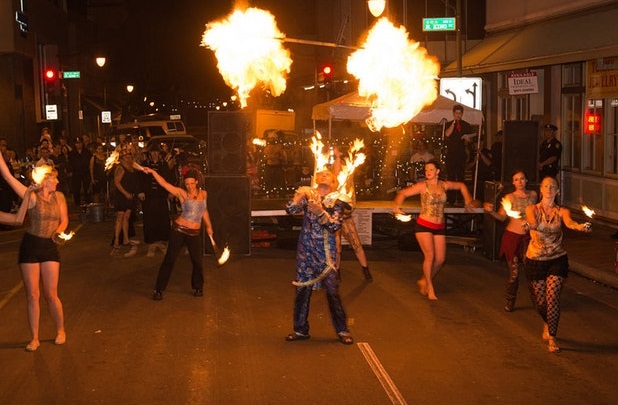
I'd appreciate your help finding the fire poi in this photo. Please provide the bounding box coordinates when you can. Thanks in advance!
[347,18,441,132]
[201,7,292,109]
[501,197,522,219]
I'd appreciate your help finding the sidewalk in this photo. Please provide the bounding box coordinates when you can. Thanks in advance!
[563,221,618,289]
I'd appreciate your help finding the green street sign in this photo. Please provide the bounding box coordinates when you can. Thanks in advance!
[422,17,456,32]
[62,71,81,79]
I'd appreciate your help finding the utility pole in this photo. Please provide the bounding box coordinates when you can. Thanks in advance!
[456,0,462,77]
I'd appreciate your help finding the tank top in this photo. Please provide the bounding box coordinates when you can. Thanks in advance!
[420,181,447,218]
[526,204,566,260]
[180,198,207,223]
[26,192,60,238]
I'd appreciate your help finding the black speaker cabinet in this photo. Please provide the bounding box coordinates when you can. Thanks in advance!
[208,111,248,175]
[502,121,539,183]
[204,176,251,255]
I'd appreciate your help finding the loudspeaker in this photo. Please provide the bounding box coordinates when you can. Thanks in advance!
[208,111,248,175]
[502,121,539,183]
[204,176,251,255]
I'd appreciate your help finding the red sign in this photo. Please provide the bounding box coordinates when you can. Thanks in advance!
[584,111,601,134]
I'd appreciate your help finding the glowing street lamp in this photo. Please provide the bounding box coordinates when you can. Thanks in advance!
[95,57,106,68]
[126,84,134,93]
[367,0,386,17]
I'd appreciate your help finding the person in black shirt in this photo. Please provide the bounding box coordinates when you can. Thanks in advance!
[444,104,473,204]
[68,137,92,207]
[538,124,562,180]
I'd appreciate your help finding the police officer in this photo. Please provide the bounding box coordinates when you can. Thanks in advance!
[538,124,562,180]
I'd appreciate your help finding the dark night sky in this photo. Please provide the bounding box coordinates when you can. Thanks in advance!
[100,0,484,104]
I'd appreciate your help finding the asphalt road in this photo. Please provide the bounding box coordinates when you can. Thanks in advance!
[1,219,617,405]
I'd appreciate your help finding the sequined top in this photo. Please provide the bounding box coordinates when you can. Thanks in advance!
[180,198,207,223]
[26,192,60,238]
[509,192,536,214]
[420,181,447,219]
[526,204,566,260]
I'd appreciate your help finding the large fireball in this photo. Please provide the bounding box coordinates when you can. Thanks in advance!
[347,18,440,132]
[201,7,293,108]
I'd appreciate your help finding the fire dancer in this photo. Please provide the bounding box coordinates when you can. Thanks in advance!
[523,176,591,353]
[285,169,354,345]
[484,170,537,312]
[141,166,213,300]
[393,159,473,300]
[0,154,69,352]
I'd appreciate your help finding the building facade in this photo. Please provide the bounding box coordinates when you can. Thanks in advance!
[443,0,618,221]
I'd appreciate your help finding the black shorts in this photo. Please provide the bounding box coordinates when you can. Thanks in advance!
[18,232,60,264]
[525,255,569,280]
[114,193,135,212]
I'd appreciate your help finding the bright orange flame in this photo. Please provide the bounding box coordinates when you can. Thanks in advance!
[31,165,53,185]
[347,18,440,132]
[501,197,521,219]
[201,7,292,108]
[309,132,365,200]
[395,213,412,222]
[218,247,231,266]
[104,150,120,171]
[582,205,595,218]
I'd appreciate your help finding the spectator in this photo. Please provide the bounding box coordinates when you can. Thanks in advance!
[68,137,92,207]
[538,124,562,180]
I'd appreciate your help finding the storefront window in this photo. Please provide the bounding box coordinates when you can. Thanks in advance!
[605,98,618,175]
[583,100,603,173]
[561,94,582,170]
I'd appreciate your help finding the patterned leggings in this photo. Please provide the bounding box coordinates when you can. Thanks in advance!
[528,275,564,337]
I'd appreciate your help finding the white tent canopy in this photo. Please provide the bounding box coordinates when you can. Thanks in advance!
[311,93,484,126]
[311,92,486,199]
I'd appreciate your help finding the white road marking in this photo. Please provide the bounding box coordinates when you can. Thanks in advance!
[357,342,408,405]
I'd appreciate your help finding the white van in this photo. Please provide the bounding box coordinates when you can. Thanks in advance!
[111,116,187,141]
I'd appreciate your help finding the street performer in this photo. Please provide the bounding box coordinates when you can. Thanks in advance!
[484,170,537,312]
[284,169,354,345]
[394,159,473,301]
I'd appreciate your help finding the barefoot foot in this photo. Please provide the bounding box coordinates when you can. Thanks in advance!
[542,323,550,341]
[54,331,66,345]
[416,279,428,296]
[26,340,40,352]
[548,337,560,353]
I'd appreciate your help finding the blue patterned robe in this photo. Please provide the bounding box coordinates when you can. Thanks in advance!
[285,191,344,288]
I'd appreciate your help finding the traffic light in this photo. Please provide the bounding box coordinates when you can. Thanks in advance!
[43,67,58,83]
[322,64,333,81]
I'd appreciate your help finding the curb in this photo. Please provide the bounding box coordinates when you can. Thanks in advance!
[569,260,618,289]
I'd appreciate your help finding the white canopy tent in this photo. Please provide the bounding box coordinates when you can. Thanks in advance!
[311,92,486,198]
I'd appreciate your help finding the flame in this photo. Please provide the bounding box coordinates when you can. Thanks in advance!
[347,18,440,132]
[395,213,412,222]
[582,205,595,218]
[201,7,292,108]
[252,138,267,147]
[308,132,365,200]
[310,132,330,180]
[218,247,231,266]
[501,198,521,219]
[57,231,75,241]
[336,139,366,200]
[31,165,53,185]
[104,150,120,171]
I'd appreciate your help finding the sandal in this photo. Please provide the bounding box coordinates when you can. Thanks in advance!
[338,333,354,345]
[110,246,121,257]
[286,332,310,341]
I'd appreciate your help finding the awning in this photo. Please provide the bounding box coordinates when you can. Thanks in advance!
[442,5,618,76]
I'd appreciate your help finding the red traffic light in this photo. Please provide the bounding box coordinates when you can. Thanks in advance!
[43,68,58,82]
[322,65,333,77]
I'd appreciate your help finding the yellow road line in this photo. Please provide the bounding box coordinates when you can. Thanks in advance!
[0,281,23,310]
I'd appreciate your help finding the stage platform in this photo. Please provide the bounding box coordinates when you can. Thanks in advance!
[250,198,483,217]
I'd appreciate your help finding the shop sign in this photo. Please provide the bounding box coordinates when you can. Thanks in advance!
[507,72,538,95]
